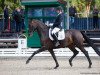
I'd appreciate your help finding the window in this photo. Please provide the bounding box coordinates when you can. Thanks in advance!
[28,8,42,17]
[44,7,57,17]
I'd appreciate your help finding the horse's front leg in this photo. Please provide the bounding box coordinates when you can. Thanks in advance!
[49,50,59,69]
[26,46,45,64]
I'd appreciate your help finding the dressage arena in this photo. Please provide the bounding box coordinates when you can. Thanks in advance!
[0,56,100,75]
[0,38,100,75]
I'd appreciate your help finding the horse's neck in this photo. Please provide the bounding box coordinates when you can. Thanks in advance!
[37,25,49,39]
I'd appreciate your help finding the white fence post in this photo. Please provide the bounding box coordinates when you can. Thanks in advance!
[18,34,27,56]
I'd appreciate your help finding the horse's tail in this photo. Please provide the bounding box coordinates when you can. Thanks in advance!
[81,31,100,56]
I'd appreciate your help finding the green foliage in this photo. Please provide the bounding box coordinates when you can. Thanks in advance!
[95,0,100,10]
[0,0,100,17]
[64,0,100,17]
[0,0,21,14]
[0,8,3,13]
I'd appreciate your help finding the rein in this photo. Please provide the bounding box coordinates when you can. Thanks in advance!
[29,27,37,36]
[32,27,37,33]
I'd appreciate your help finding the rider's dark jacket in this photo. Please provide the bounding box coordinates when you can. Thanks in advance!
[52,13,64,29]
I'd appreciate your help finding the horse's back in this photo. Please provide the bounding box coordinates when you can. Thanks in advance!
[65,29,82,36]
[65,29,84,44]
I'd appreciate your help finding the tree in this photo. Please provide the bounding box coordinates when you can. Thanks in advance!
[0,0,21,14]
[1,0,5,10]
[65,0,100,17]
[0,0,100,16]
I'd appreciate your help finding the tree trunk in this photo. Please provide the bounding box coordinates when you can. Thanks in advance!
[85,0,92,17]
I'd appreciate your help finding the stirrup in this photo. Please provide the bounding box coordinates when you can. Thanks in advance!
[55,42,60,47]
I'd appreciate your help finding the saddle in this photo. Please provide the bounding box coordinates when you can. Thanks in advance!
[49,28,65,41]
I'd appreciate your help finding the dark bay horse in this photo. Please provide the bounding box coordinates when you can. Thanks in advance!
[26,19,100,69]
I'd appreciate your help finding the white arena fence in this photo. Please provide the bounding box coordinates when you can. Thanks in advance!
[0,47,99,57]
[0,37,99,57]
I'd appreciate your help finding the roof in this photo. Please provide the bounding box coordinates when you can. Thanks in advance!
[21,0,67,6]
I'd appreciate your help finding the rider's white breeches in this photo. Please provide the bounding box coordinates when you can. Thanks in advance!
[52,27,60,34]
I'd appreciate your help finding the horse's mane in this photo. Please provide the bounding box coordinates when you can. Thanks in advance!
[32,19,49,29]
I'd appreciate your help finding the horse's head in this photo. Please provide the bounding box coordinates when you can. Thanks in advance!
[29,20,38,36]
[29,19,48,37]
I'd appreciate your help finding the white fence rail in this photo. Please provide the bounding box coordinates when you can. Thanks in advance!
[0,37,99,57]
[0,47,98,56]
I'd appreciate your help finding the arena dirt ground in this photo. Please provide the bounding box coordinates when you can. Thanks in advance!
[0,56,99,75]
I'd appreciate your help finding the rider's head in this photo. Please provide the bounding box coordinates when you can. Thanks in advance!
[56,6,63,14]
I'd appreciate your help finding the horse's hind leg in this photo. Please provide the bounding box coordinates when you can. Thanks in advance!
[68,45,79,67]
[78,46,92,68]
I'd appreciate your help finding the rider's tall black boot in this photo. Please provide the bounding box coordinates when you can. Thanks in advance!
[52,34,60,47]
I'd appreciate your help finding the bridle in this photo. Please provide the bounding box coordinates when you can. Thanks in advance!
[29,26,37,36]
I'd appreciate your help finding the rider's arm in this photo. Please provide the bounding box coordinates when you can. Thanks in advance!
[53,14,63,28]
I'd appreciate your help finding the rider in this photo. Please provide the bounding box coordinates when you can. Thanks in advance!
[51,6,64,47]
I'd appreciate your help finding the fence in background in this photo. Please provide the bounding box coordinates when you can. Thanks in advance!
[0,34,99,56]
[0,16,100,32]
[69,18,100,30]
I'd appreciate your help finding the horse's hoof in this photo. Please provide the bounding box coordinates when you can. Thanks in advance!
[26,60,30,64]
[88,66,92,68]
[69,60,73,67]
[54,65,59,69]
[70,63,73,67]
[54,67,57,69]
[88,63,92,68]
[88,64,92,68]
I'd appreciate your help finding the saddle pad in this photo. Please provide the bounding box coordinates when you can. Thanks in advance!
[58,29,65,40]
[49,28,65,41]
[49,28,54,40]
